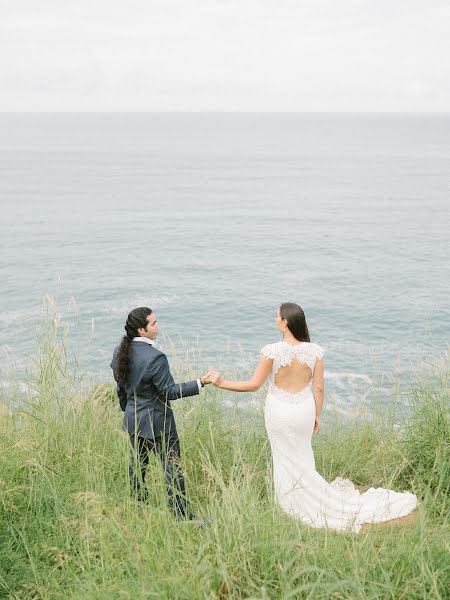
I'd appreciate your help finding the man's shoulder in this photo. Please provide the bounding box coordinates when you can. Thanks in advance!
[141,346,170,376]
[149,346,167,363]
[111,342,166,369]
[133,342,165,360]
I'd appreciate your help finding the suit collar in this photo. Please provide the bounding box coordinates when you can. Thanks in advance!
[132,337,155,346]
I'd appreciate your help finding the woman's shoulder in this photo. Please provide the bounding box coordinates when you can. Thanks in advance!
[303,342,325,359]
[260,341,284,359]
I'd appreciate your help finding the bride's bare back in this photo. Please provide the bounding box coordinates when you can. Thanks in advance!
[261,341,323,397]
[274,359,312,394]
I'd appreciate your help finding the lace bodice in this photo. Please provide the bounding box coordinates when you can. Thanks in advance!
[261,341,324,373]
[261,341,324,393]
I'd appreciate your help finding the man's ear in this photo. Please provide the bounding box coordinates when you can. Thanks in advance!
[136,327,145,337]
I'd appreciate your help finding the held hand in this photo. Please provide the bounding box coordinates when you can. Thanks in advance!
[200,368,221,385]
[200,370,213,385]
[208,368,222,387]
[313,415,321,434]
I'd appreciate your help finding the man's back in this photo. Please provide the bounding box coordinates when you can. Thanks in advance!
[111,340,199,439]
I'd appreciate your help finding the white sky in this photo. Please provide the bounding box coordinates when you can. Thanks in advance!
[1,0,449,112]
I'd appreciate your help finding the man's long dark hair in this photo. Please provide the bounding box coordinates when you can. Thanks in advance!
[114,307,153,383]
[280,302,310,342]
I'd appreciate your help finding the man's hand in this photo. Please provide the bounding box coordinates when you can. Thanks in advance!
[208,368,222,387]
[200,369,216,385]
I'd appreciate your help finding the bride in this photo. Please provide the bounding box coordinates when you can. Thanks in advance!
[209,302,417,533]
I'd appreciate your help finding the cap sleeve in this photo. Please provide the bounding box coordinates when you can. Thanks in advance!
[261,343,276,360]
[314,344,325,361]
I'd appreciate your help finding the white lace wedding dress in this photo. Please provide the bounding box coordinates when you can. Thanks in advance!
[262,341,417,533]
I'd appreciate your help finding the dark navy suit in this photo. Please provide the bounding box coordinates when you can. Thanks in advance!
[111,339,200,514]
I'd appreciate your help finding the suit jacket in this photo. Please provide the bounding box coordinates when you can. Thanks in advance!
[111,341,199,440]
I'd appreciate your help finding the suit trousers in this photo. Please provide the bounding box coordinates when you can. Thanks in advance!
[129,433,188,517]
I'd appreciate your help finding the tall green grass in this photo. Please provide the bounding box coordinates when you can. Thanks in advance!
[0,322,448,599]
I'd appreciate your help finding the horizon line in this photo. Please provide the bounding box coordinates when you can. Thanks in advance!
[1,110,449,116]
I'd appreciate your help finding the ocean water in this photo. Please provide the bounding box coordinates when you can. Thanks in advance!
[0,113,449,412]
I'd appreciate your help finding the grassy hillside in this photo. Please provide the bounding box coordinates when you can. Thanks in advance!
[0,326,448,599]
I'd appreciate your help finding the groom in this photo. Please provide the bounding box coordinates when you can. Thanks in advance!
[111,306,211,518]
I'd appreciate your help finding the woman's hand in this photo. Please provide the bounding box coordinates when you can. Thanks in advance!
[208,368,222,387]
[313,415,321,434]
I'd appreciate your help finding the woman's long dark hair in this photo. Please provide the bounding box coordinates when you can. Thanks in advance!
[114,307,153,382]
[279,302,310,342]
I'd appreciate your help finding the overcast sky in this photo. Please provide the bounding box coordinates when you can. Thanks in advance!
[1,0,449,112]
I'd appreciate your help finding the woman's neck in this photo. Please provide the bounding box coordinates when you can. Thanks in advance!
[282,331,303,345]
